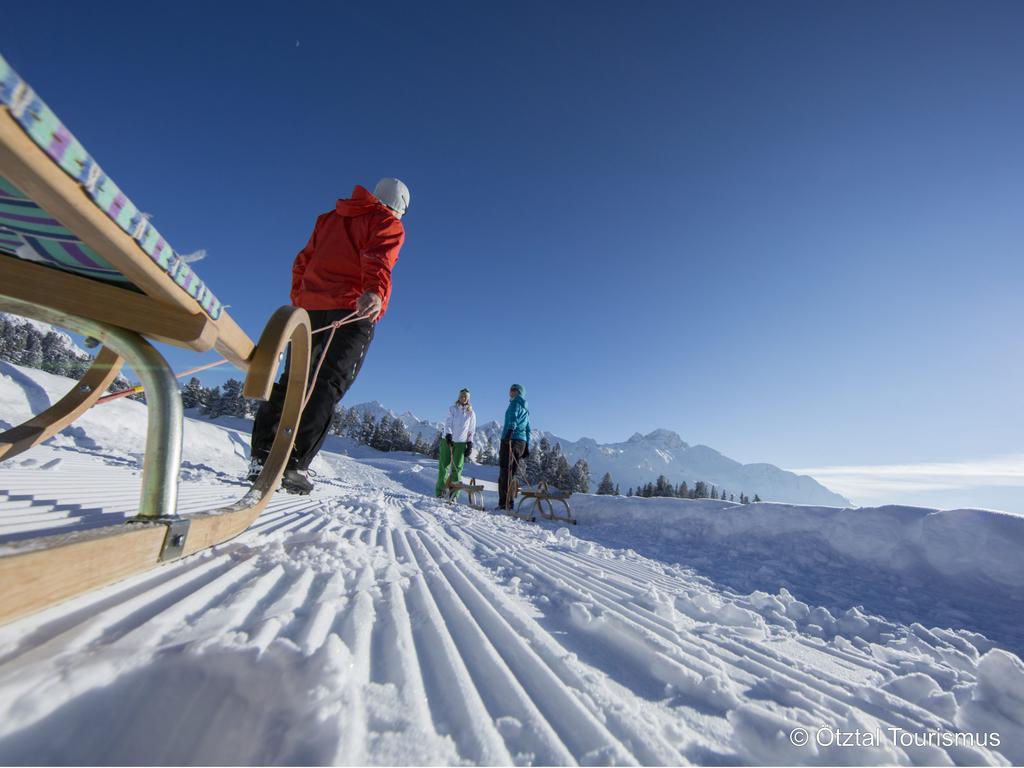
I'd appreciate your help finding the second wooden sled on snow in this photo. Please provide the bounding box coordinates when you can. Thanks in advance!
[511,481,577,524]
[445,477,485,511]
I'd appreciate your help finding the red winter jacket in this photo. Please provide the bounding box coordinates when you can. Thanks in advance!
[290,186,405,318]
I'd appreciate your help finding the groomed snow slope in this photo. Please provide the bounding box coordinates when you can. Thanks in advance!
[1,363,1023,765]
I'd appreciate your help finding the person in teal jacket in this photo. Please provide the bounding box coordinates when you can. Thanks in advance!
[498,383,531,510]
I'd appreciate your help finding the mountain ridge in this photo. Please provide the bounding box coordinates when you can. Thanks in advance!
[344,401,849,506]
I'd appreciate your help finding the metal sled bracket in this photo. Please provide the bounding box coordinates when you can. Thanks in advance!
[125,516,191,561]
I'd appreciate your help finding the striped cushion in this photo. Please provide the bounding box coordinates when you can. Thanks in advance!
[0,52,223,320]
[0,176,135,285]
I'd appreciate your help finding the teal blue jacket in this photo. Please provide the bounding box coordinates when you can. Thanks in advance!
[503,393,531,444]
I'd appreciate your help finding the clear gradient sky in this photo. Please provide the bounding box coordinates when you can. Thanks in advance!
[4,2,1022,507]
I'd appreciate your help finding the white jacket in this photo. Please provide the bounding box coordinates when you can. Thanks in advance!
[444,403,477,443]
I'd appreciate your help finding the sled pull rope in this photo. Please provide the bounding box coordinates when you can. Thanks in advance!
[92,312,371,407]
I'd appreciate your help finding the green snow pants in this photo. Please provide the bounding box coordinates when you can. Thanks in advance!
[436,440,468,500]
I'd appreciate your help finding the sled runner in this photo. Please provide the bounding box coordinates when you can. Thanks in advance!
[0,53,312,624]
[515,481,576,525]
[445,477,485,511]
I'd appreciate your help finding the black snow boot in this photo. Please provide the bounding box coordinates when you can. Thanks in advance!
[281,468,314,495]
[246,457,264,483]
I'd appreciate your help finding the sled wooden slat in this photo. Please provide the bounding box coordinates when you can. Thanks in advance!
[0,525,168,625]
[0,257,218,352]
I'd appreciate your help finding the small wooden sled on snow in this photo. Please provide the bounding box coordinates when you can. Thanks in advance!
[0,53,312,624]
[512,481,576,525]
[445,477,485,511]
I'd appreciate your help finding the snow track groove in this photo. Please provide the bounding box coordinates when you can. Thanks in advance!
[0,455,1019,765]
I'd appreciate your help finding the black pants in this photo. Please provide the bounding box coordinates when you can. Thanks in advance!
[251,308,374,470]
[498,438,527,508]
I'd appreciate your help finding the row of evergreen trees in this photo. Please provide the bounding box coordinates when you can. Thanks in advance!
[328,406,442,457]
[1,315,94,380]
[595,471,761,503]
[0,314,137,397]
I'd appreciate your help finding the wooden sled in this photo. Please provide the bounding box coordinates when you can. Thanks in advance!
[445,477,485,511]
[515,481,576,525]
[0,53,311,624]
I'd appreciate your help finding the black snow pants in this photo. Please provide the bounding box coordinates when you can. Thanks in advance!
[498,438,527,509]
[251,308,374,470]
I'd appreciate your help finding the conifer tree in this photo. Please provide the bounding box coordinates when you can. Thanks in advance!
[540,439,559,484]
[329,407,345,435]
[597,472,615,495]
[342,407,362,439]
[218,378,246,418]
[22,332,42,369]
[40,332,69,374]
[554,454,571,490]
[655,475,672,497]
[524,440,543,483]
[203,385,223,418]
[372,415,393,451]
[389,418,413,452]
[570,459,590,493]
[181,377,205,409]
[359,412,377,445]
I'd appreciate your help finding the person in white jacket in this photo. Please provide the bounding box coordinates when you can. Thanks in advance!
[436,388,477,500]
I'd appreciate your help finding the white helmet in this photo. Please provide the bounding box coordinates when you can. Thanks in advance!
[373,177,410,217]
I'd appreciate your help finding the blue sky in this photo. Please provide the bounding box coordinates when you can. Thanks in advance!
[4,2,1023,506]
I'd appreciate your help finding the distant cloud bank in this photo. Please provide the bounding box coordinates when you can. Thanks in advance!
[791,454,1024,514]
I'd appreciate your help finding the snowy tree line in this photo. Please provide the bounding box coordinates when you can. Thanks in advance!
[0,314,139,399]
[1,315,96,380]
[326,406,438,457]
[516,436,591,494]
[595,471,761,503]
[180,379,491,462]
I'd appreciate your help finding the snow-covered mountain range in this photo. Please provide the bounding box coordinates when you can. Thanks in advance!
[347,401,849,506]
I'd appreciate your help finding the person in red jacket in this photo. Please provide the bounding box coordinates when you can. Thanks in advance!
[249,178,410,494]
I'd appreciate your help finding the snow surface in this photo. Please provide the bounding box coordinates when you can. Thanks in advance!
[1,362,1023,765]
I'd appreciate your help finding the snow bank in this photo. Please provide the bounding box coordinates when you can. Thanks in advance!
[0,362,252,476]
[571,494,1024,591]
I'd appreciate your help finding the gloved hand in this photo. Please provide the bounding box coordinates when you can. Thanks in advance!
[445,433,453,446]
[466,441,473,457]
[523,443,530,459]
[355,291,383,321]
